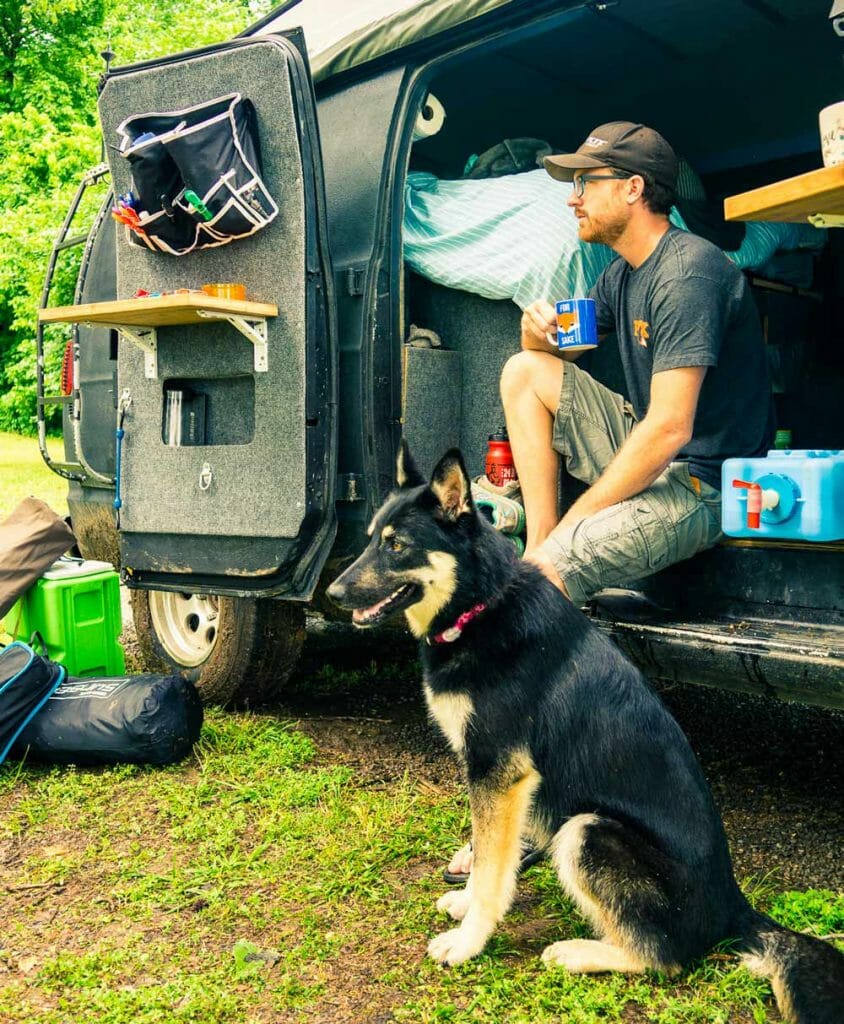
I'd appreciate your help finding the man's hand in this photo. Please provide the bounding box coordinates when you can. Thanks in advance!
[520,300,558,352]
[523,547,567,594]
[552,365,708,532]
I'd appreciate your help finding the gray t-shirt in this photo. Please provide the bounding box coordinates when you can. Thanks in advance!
[590,227,774,490]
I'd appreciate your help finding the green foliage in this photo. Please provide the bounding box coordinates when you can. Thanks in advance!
[0,0,107,117]
[769,888,844,936]
[0,0,270,434]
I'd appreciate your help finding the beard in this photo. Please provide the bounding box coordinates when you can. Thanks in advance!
[576,208,628,247]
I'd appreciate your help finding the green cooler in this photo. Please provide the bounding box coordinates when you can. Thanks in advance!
[5,558,125,676]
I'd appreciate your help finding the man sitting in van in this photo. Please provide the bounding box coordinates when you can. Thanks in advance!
[446,122,774,883]
[501,120,774,604]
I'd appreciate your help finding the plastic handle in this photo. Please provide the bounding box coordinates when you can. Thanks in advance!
[732,478,761,529]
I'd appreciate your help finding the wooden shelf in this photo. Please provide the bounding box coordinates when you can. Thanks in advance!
[39,295,278,377]
[723,165,844,226]
[39,293,277,328]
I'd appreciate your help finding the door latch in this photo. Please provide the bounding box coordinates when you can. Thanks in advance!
[346,266,366,296]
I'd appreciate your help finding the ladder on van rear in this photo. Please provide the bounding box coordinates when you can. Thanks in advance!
[36,163,114,485]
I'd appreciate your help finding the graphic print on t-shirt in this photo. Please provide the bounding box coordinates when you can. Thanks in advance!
[633,319,650,348]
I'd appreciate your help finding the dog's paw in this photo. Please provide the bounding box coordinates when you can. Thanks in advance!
[542,940,593,972]
[436,889,471,921]
[541,939,639,974]
[427,926,486,966]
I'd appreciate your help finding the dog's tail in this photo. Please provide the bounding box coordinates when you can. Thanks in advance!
[735,904,844,1023]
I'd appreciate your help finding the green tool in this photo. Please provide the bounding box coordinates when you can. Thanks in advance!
[184,190,213,221]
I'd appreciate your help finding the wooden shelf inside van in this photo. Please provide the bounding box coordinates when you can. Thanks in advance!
[723,165,844,226]
[39,294,278,377]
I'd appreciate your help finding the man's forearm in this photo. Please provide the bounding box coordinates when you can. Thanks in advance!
[553,418,688,532]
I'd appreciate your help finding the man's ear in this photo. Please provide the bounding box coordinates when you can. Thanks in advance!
[396,438,425,489]
[626,173,645,205]
[430,449,473,522]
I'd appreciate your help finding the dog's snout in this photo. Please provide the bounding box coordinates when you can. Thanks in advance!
[326,578,346,605]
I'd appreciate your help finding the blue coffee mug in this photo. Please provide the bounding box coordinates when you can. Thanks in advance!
[555,298,598,352]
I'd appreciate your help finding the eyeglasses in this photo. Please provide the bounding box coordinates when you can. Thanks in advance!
[572,172,632,197]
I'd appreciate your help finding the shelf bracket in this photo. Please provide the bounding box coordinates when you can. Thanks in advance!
[88,321,158,378]
[196,311,269,372]
[808,213,844,229]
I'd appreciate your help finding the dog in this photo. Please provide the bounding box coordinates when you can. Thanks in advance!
[327,443,844,1023]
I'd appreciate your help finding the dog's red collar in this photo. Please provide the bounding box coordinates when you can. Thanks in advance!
[426,602,488,645]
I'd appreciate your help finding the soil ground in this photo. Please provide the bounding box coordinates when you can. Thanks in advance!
[110,601,844,1023]
[281,617,844,895]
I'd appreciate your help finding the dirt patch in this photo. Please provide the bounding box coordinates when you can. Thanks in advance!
[278,619,844,894]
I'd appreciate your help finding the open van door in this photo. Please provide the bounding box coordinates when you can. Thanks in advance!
[94,31,335,601]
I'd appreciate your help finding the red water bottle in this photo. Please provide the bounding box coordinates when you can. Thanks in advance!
[485,429,517,489]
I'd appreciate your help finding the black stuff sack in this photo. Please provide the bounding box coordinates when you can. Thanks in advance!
[117,93,278,255]
[13,673,203,766]
[0,641,66,765]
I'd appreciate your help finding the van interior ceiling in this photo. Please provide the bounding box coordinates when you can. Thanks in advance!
[401,0,842,481]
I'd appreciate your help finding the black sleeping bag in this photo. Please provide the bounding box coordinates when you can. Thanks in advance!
[13,673,203,766]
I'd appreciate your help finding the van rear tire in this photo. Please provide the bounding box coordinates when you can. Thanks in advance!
[131,591,306,706]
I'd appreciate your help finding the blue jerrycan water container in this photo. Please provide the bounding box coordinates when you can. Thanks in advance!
[721,450,844,542]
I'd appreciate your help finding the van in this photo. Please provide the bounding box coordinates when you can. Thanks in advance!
[37,0,843,707]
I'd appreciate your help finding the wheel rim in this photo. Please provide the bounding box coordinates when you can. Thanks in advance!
[147,591,221,668]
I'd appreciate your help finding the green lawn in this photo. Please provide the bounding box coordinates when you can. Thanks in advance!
[1,684,842,1024]
[0,432,69,521]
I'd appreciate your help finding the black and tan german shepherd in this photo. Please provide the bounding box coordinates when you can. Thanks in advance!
[327,444,844,1023]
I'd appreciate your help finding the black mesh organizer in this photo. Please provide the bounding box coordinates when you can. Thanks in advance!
[117,93,278,255]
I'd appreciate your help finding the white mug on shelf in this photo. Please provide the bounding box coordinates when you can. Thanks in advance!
[819,101,844,167]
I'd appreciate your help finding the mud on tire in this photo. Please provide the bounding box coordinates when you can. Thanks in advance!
[131,591,306,706]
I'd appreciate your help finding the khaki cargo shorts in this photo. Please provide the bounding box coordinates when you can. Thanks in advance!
[542,361,724,606]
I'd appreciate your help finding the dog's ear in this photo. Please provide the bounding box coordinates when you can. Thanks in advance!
[396,438,425,489]
[430,449,473,522]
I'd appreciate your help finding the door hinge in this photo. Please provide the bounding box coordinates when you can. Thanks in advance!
[346,267,366,296]
[337,472,365,502]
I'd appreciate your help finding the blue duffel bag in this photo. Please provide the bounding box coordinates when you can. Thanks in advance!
[0,640,66,765]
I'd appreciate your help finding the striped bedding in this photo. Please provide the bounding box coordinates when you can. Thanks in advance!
[403,169,826,308]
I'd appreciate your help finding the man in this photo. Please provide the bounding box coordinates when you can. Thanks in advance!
[445,121,774,883]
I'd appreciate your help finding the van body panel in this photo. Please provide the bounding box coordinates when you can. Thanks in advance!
[80,32,337,598]
[54,2,843,702]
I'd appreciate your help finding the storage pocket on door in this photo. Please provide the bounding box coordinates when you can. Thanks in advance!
[165,96,277,239]
[117,93,277,255]
[190,171,273,243]
[120,126,198,254]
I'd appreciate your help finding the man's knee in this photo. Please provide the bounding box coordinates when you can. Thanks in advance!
[500,350,563,411]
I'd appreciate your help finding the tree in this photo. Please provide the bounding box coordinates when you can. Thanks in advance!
[0,0,107,119]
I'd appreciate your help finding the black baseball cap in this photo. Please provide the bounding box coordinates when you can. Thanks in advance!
[544,121,678,192]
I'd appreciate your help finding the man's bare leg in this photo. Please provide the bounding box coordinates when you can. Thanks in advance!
[499,351,565,552]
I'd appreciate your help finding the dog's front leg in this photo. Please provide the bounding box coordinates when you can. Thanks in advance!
[437,870,473,922]
[428,766,538,966]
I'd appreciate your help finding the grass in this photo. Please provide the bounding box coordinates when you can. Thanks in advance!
[1,704,842,1024]
[0,432,68,520]
[1,432,841,1021]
